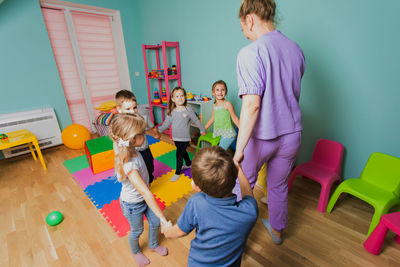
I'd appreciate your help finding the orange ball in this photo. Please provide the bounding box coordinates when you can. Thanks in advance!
[61,124,91,149]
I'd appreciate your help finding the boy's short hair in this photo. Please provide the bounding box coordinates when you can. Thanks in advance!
[191,146,238,198]
[115,89,136,106]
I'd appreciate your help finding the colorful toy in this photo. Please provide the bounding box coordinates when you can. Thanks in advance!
[46,211,63,226]
[85,136,114,174]
[172,65,177,75]
[0,133,8,140]
[187,92,194,101]
[148,69,158,78]
[61,124,91,149]
[161,87,168,106]
[153,88,161,104]
[202,96,210,101]
[157,70,165,78]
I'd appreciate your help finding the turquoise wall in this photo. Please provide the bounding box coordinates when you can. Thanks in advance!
[1,0,399,179]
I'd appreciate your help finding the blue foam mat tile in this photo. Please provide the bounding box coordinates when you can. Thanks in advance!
[84,177,121,209]
[147,135,160,145]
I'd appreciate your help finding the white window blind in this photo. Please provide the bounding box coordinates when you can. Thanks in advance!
[42,8,92,130]
[70,11,122,113]
[42,6,124,131]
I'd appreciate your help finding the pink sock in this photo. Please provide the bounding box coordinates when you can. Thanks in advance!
[150,245,168,256]
[133,252,150,267]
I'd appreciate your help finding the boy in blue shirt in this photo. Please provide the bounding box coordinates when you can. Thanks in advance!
[163,146,258,266]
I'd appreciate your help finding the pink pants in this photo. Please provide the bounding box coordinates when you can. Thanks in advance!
[234,131,301,232]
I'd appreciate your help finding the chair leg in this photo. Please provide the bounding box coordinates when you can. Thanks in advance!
[326,185,344,213]
[318,183,331,213]
[363,219,388,255]
[318,178,340,213]
[367,207,387,236]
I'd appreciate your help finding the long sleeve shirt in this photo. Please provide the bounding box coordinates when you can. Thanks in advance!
[158,107,205,142]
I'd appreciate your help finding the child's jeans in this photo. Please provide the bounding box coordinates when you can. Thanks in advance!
[120,200,160,254]
[219,136,236,150]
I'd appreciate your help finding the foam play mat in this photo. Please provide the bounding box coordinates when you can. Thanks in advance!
[63,136,193,237]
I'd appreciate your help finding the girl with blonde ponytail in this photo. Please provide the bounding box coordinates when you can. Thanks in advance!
[109,113,170,267]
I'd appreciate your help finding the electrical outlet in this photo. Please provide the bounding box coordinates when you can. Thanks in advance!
[135,72,140,76]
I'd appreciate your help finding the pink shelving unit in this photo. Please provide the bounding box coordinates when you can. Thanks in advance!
[142,41,182,136]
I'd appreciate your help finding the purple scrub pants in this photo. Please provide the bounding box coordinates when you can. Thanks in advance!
[234,131,301,232]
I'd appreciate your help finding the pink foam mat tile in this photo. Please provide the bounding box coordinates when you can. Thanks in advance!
[100,197,166,237]
[153,160,173,181]
[72,168,115,189]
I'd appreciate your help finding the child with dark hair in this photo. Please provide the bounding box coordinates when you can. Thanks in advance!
[163,146,258,266]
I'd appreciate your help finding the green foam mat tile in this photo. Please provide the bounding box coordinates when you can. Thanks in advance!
[63,155,90,174]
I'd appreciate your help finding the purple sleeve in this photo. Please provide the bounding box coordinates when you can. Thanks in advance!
[236,47,265,97]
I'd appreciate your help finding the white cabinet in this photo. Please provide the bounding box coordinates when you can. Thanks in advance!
[187,100,213,147]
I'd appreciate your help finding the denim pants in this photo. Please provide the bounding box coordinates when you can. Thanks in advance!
[120,200,160,254]
[219,136,236,150]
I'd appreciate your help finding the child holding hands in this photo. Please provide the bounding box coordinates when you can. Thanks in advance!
[115,89,157,183]
[163,146,258,266]
[205,80,240,150]
[157,87,206,182]
[109,113,169,267]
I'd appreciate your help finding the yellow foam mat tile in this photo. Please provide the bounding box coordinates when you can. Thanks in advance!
[149,141,176,158]
[150,170,193,206]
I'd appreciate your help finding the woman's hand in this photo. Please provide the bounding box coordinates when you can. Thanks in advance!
[233,149,244,163]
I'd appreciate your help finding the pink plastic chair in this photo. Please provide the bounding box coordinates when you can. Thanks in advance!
[288,139,344,212]
[364,212,400,255]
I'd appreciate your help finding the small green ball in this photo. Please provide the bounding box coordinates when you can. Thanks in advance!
[46,211,63,226]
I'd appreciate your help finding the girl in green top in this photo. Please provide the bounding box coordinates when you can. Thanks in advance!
[205,80,240,150]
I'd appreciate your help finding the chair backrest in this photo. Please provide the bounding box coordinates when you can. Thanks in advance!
[310,139,344,175]
[360,152,400,196]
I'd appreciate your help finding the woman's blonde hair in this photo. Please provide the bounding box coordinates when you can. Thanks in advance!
[238,0,276,24]
[109,113,146,181]
[167,87,187,116]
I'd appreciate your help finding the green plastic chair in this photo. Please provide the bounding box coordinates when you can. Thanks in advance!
[326,152,400,236]
[196,132,220,153]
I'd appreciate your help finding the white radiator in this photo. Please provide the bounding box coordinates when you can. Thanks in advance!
[0,108,62,158]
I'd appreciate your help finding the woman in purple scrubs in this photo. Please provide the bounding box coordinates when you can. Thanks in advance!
[234,0,305,244]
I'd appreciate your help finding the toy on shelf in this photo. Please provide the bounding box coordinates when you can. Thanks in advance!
[153,89,161,104]
[0,133,8,140]
[172,65,177,75]
[161,87,168,106]
[148,70,158,78]
[157,70,165,78]
[202,96,210,101]
[187,92,194,101]
[148,67,175,79]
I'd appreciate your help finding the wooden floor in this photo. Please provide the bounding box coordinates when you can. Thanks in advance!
[1,135,399,267]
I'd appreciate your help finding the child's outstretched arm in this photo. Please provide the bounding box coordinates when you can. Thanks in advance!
[188,109,206,134]
[204,108,214,131]
[234,160,254,198]
[127,170,168,224]
[163,224,188,238]
[157,115,172,134]
[224,101,240,128]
